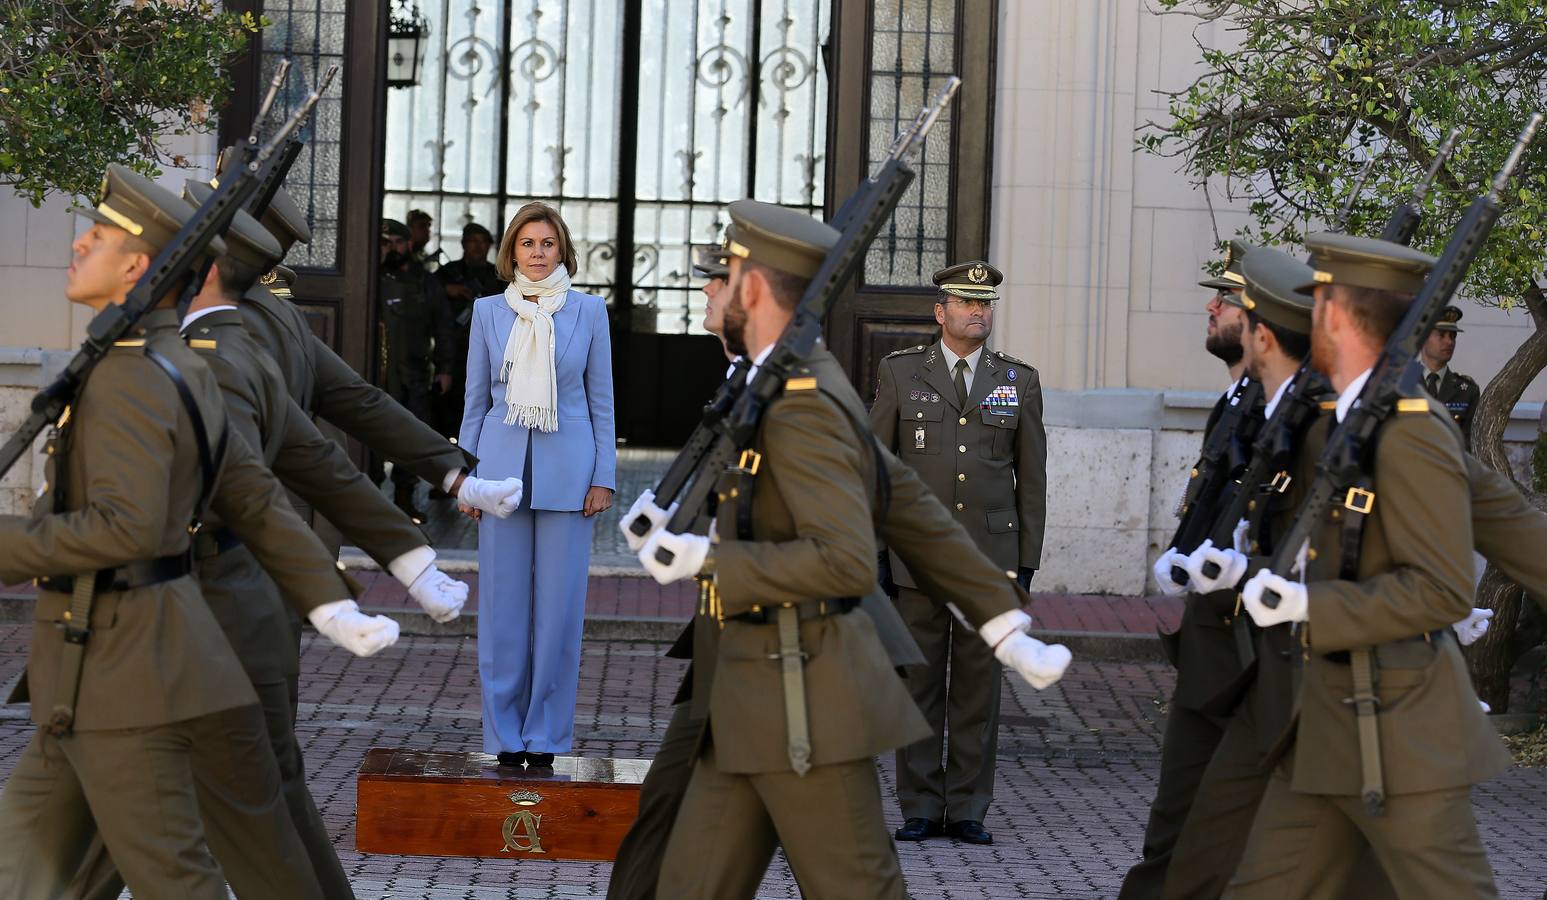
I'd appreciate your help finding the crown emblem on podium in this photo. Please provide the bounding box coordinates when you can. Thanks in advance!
[508,789,543,807]
[968,264,988,284]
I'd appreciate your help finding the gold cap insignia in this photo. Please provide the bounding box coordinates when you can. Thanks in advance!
[968,264,988,284]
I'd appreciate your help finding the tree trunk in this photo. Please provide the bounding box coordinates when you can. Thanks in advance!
[1467,283,1547,712]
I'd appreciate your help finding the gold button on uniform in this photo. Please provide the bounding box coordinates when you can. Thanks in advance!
[958,445,966,453]
[957,473,966,482]
[916,411,923,419]
[958,417,967,425]
[955,502,964,511]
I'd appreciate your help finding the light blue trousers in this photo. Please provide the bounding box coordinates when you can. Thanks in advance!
[476,490,594,755]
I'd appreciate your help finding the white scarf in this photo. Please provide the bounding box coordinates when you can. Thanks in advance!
[500,266,571,432]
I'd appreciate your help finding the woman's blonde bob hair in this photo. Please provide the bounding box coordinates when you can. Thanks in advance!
[496,201,579,282]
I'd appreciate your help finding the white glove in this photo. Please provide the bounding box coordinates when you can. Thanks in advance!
[1241,570,1309,627]
[458,475,523,518]
[407,566,468,623]
[1152,548,1192,596]
[1290,538,1310,579]
[1479,699,1492,714]
[620,489,680,553]
[978,608,1033,646]
[308,600,400,657]
[1231,518,1251,554]
[639,530,710,585]
[995,632,1073,690]
[1451,607,1493,646]
[1184,540,1249,594]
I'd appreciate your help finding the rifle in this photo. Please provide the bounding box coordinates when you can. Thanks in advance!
[0,62,333,482]
[1163,375,1263,584]
[1194,131,1459,578]
[631,77,961,555]
[1379,127,1461,245]
[1260,112,1542,608]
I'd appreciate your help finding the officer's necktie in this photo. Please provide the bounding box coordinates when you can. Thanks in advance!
[954,359,969,407]
[1425,372,1440,396]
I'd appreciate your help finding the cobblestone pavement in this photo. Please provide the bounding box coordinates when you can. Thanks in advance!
[1,627,1544,898]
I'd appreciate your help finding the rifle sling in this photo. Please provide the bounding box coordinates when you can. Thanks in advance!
[47,348,226,737]
[1337,472,1384,816]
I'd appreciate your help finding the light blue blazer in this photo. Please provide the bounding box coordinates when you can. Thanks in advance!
[459,290,616,510]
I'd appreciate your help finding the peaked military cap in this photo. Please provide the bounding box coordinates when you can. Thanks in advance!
[1297,232,1435,295]
[722,199,838,279]
[691,244,729,280]
[381,218,411,240]
[1200,240,1251,310]
[181,180,283,272]
[934,260,1002,301]
[213,145,311,254]
[82,164,227,260]
[1435,305,1465,333]
[1240,246,1315,335]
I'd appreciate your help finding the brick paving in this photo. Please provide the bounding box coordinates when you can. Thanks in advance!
[1,625,1544,898]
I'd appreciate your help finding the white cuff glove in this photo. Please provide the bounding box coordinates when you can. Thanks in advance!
[458,476,523,518]
[1184,540,1249,594]
[979,608,1033,648]
[307,600,401,657]
[1241,570,1309,627]
[1451,607,1493,646]
[1479,699,1492,714]
[407,566,469,623]
[620,489,680,553]
[995,632,1073,690]
[639,530,710,585]
[1152,548,1191,596]
[1231,518,1251,554]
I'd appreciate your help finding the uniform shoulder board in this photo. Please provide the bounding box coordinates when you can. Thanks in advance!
[885,345,926,359]
[785,375,818,392]
[994,349,1032,368]
[1318,400,1337,410]
[110,338,146,351]
[188,338,219,352]
[1395,397,1431,414]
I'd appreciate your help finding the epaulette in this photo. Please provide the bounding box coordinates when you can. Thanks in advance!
[994,349,1031,367]
[1318,400,1337,410]
[784,367,819,393]
[1395,397,1432,414]
[110,338,146,350]
[187,338,219,352]
[885,345,926,359]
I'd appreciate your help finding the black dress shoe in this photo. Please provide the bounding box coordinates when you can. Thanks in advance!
[944,820,993,845]
[496,751,526,767]
[894,817,943,841]
[526,752,556,767]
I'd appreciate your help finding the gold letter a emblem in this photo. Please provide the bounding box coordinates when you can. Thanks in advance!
[501,810,545,854]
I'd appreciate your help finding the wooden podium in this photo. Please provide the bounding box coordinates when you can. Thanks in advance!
[356,749,647,861]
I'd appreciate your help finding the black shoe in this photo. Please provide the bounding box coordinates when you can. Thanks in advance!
[944,820,993,845]
[526,752,555,768]
[894,817,943,841]
[496,751,526,767]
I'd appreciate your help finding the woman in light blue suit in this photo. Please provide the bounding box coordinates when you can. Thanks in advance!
[459,202,615,767]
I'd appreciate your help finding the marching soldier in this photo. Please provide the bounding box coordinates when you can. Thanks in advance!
[1419,305,1479,446]
[694,245,733,359]
[0,166,399,899]
[1160,245,1547,898]
[379,218,457,520]
[625,201,1068,898]
[608,235,1067,900]
[869,260,1048,845]
[1230,233,1510,897]
[1122,242,1267,899]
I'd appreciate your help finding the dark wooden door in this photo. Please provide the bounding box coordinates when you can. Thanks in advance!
[220,0,386,378]
[823,0,998,399]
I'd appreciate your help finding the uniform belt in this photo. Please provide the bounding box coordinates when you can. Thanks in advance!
[1324,629,1447,666]
[193,527,243,560]
[728,596,859,625]
[35,552,194,595]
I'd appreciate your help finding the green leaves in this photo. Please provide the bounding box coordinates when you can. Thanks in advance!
[1138,0,1547,304]
[0,1,258,207]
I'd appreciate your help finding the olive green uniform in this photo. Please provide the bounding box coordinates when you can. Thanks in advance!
[655,350,931,899]
[870,340,1048,825]
[0,310,358,900]
[1422,367,1479,447]
[608,425,1030,900]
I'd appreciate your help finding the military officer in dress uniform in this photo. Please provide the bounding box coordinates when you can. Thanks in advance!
[1199,240,1252,391]
[1420,305,1479,446]
[869,260,1048,845]
[693,245,733,359]
[1229,233,1511,898]
[626,202,1068,898]
[0,165,401,900]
